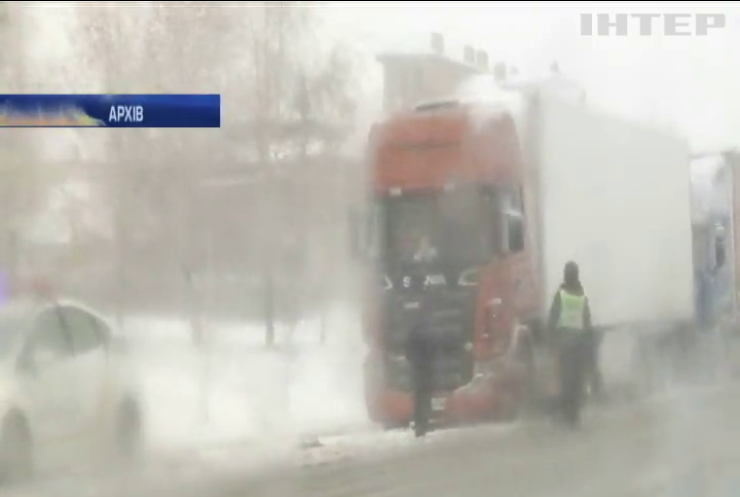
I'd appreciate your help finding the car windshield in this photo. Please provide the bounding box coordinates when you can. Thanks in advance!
[378,185,501,266]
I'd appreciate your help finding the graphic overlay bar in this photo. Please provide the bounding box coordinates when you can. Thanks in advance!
[0,94,220,128]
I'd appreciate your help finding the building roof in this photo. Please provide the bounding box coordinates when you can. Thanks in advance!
[375,30,489,75]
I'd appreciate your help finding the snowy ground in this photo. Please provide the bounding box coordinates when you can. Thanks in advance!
[11,310,740,496]
[15,382,740,497]
[124,305,374,453]
[124,307,728,453]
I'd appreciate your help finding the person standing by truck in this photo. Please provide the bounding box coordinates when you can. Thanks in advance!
[548,261,594,428]
[405,308,437,438]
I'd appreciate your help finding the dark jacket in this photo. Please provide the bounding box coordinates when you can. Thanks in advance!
[547,281,593,333]
[404,317,436,381]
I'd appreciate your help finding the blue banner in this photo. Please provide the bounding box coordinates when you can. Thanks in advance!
[0,94,220,128]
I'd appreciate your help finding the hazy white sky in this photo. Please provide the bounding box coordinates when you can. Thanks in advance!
[20,1,740,153]
[323,1,740,151]
[17,2,736,240]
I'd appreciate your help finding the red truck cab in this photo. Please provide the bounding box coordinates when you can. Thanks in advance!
[360,100,542,428]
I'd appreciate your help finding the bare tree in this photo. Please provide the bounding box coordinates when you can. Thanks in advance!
[238,2,359,347]
[291,40,359,345]
[0,4,61,295]
[73,3,239,327]
[68,3,358,345]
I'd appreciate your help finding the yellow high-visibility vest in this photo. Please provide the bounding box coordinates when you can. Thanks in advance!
[558,289,586,330]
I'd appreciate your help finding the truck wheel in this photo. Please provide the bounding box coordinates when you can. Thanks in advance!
[0,414,32,484]
[513,337,536,416]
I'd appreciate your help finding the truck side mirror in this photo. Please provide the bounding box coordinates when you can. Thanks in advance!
[481,189,502,255]
[348,208,364,260]
[349,204,382,261]
[506,213,525,253]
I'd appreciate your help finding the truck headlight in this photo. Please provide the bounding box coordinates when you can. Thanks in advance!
[458,268,480,287]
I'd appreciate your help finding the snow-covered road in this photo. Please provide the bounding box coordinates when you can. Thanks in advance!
[5,312,740,497]
[10,382,740,497]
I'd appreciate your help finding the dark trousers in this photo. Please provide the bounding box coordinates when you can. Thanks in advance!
[558,333,590,427]
[412,373,432,437]
[586,333,604,396]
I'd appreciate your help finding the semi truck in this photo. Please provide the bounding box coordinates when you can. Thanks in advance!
[688,150,740,380]
[690,151,735,333]
[355,78,695,428]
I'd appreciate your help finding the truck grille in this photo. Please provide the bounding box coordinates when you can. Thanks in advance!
[384,290,476,392]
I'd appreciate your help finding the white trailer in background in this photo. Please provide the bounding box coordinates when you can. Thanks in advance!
[685,149,740,379]
[690,150,739,332]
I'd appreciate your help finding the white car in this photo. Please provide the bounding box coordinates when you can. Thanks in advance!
[0,298,142,482]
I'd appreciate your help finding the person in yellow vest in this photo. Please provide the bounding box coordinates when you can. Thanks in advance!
[547,261,593,428]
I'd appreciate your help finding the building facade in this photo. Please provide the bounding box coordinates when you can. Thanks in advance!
[376,34,489,114]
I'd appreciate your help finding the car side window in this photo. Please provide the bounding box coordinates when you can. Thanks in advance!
[31,309,74,361]
[60,307,103,355]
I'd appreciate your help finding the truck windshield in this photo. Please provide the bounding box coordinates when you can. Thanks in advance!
[378,185,501,265]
